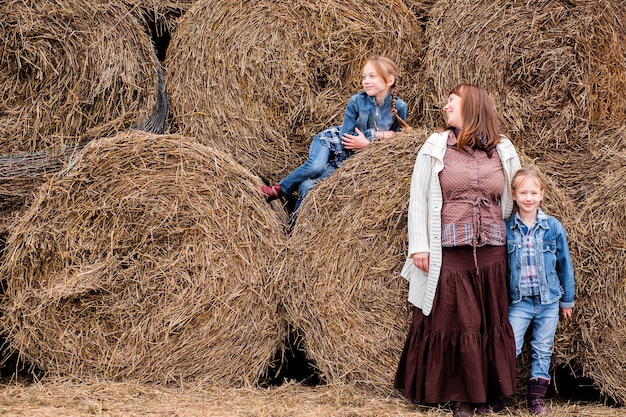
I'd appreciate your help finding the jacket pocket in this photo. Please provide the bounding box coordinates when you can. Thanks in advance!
[542,240,558,284]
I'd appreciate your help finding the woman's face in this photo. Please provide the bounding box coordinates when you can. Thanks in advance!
[443,93,463,129]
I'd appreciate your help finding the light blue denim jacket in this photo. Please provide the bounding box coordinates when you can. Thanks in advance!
[506,209,575,308]
[318,91,408,167]
[338,91,407,140]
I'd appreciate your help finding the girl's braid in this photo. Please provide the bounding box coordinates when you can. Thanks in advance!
[391,90,412,133]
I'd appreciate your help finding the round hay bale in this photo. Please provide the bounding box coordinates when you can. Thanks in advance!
[0,143,88,234]
[0,131,286,386]
[421,0,626,157]
[165,0,424,182]
[557,159,626,403]
[0,0,162,154]
[281,130,427,393]
[531,125,626,203]
[281,133,581,393]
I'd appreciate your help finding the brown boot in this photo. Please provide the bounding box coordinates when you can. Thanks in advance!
[451,401,473,417]
[527,378,552,415]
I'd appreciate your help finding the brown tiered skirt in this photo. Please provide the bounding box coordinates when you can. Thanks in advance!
[394,245,516,404]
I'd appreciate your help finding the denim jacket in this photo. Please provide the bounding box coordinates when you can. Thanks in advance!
[339,91,407,140]
[318,91,408,167]
[506,209,575,308]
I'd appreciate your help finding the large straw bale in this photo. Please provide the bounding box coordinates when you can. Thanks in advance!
[0,0,162,154]
[165,0,424,182]
[531,125,626,203]
[281,132,581,394]
[281,131,426,393]
[0,131,286,386]
[421,0,626,158]
[556,160,626,403]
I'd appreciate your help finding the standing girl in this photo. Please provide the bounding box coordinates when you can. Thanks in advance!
[506,167,575,415]
[395,84,519,417]
[260,56,410,213]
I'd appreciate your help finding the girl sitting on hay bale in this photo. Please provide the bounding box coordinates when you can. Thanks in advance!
[259,56,411,217]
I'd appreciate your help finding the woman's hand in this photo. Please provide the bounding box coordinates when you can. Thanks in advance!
[412,252,430,273]
[342,127,370,149]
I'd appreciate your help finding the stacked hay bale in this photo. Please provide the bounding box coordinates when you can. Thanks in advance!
[280,129,579,393]
[165,0,424,182]
[0,143,86,233]
[421,0,626,202]
[0,0,163,155]
[557,156,626,403]
[0,0,167,233]
[280,131,425,393]
[0,131,286,386]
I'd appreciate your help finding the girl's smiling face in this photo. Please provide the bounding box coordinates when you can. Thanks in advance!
[513,177,544,217]
[443,93,463,129]
[362,62,394,104]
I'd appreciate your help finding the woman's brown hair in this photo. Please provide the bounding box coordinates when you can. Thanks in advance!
[450,84,500,150]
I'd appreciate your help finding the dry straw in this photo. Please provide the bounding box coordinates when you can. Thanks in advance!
[0,0,163,154]
[0,142,86,233]
[0,130,286,386]
[280,131,583,394]
[120,0,194,37]
[530,125,626,203]
[421,0,626,159]
[559,159,626,403]
[165,0,424,183]
[0,379,622,416]
[280,130,426,393]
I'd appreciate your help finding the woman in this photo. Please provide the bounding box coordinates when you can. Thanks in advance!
[394,84,520,417]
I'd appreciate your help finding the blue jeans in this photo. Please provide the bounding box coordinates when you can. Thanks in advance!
[280,136,336,211]
[508,296,559,380]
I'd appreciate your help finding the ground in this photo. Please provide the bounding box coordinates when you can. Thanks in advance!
[0,380,622,417]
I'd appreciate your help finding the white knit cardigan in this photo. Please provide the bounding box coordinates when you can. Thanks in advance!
[401,131,521,316]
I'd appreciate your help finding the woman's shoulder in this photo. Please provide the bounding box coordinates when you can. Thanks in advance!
[418,130,449,156]
[496,134,519,158]
[497,134,519,151]
[426,130,449,144]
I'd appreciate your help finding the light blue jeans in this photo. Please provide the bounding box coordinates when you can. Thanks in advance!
[280,136,336,211]
[508,296,559,380]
